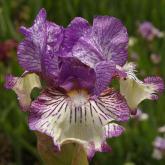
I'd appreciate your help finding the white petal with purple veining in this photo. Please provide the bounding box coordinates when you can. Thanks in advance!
[120,63,164,113]
[29,88,129,158]
[5,73,41,111]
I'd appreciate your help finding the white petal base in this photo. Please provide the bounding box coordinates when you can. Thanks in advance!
[29,88,129,158]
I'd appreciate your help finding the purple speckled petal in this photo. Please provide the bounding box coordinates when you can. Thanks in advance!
[104,123,125,138]
[18,8,64,82]
[72,16,128,67]
[99,88,130,122]
[72,35,103,68]
[42,17,89,82]
[18,9,47,72]
[61,17,90,54]
[5,73,41,111]
[42,21,63,85]
[144,76,164,100]
[29,88,129,158]
[5,74,18,89]
[92,16,128,66]
[58,57,96,92]
[94,61,115,95]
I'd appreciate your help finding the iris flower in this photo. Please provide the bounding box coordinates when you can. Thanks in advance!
[152,137,165,160]
[138,21,164,41]
[5,9,164,159]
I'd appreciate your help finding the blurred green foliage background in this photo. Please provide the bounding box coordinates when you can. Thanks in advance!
[0,0,165,164]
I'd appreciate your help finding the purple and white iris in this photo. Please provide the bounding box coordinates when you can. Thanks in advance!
[5,9,164,159]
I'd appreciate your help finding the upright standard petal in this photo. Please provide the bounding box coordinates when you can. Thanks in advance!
[58,57,96,92]
[120,63,164,114]
[61,17,90,54]
[18,9,47,72]
[42,21,63,85]
[94,61,115,95]
[18,8,64,84]
[92,16,128,66]
[5,73,41,111]
[72,16,128,67]
[29,88,129,159]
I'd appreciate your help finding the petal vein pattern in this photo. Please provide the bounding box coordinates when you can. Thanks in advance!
[18,8,63,81]
[29,88,129,158]
[94,61,115,95]
[18,9,47,72]
[72,16,128,68]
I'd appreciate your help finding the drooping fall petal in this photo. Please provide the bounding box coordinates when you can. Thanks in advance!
[5,73,41,111]
[120,63,164,114]
[29,88,129,159]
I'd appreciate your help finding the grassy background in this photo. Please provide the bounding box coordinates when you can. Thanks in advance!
[0,0,165,164]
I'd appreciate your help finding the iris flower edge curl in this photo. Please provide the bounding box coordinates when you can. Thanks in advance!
[5,72,41,111]
[119,63,164,114]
